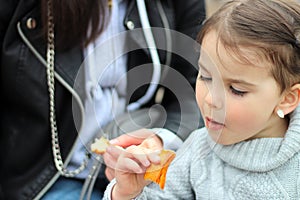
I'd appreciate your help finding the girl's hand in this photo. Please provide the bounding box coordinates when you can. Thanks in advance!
[109,128,163,149]
[109,145,161,200]
[103,129,163,181]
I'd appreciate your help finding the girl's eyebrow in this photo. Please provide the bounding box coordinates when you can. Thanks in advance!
[198,61,257,87]
[225,78,257,87]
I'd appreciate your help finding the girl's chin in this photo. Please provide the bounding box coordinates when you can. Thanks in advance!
[207,130,236,146]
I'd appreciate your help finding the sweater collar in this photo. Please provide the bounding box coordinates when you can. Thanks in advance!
[208,105,300,172]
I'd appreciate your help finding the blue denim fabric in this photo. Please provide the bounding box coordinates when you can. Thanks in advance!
[41,177,103,200]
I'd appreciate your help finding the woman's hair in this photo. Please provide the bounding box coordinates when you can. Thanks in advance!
[197,0,300,93]
[41,0,110,50]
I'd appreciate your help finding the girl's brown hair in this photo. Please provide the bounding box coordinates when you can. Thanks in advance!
[197,0,300,93]
[41,0,110,50]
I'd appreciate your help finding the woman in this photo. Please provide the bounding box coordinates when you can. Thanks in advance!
[0,0,205,199]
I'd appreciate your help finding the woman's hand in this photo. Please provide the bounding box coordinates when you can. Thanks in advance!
[110,145,161,200]
[103,128,163,181]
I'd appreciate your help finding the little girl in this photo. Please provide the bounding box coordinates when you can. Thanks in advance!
[103,0,300,199]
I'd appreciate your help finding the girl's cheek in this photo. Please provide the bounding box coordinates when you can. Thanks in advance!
[226,104,256,128]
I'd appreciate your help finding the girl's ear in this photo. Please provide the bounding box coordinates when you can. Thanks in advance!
[277,84,300,116]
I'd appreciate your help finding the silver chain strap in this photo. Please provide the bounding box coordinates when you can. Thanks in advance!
[47,0,89,177]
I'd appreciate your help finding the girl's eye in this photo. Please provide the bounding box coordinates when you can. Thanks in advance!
[198,75,212,81]
[230,86,247,97]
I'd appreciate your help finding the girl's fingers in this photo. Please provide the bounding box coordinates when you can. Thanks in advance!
[106,145,124,159]
[105,167,115,181]
[110,134,143,148]
[147,152,161,164]
[139,135,163,151]
[126,145,151,168]
[117,156,145,174]
[103,150,118,169]
[110,129,155,148]
[103,145,125,168]
[111,144,162,174]
[138,147,161,165]
[126,145,161,167]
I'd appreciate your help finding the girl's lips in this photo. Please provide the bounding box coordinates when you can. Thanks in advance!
[205,117,225,131]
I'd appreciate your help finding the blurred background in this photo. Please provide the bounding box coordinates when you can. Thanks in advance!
[205,0,228,17]
[205,0,300,17]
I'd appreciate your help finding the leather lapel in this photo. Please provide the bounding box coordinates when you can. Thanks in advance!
[18,6,84,92]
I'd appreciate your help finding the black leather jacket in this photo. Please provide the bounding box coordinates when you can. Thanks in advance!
[0,0,205,199]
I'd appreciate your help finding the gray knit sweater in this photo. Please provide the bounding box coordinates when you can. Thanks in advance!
[103,106,300,199]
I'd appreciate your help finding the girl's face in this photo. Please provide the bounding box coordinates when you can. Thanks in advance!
[196,31,287,145]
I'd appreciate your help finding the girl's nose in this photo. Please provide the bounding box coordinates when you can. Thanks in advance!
[204,87,223,109]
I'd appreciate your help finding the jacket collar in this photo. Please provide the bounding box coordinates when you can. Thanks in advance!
[18,6,85,95]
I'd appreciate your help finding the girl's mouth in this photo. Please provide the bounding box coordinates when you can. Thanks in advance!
[205,117,225,131]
